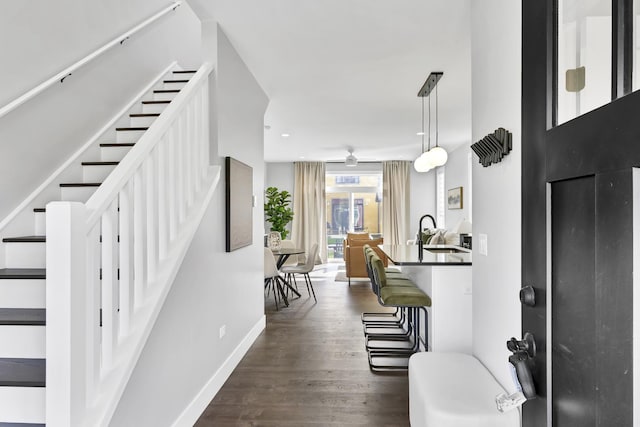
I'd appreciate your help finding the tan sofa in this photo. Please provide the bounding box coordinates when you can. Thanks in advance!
[343,233,388,285]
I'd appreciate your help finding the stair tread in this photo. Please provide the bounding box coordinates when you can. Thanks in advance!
[2,236,45,243]
[81,161,119,166]
[59,182,101,187]
[115,127,148,131]
[33,208,45,213]
[0,358,45,387]
[0,269,46,279]
[129,113,160,117]
[100,142,135,147]
[142,100,170,104]
[173,70,196,74]
[164,79,189,83]
[153,89,180,93]
[0,308,45,326]
[0,423,46,427]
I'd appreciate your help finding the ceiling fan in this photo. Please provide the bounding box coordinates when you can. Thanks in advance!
[345,148,358,167]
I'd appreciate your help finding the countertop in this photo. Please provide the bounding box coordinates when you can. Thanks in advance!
[379,244,472,266]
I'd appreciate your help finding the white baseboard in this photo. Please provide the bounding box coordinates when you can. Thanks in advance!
[171,315,266,427]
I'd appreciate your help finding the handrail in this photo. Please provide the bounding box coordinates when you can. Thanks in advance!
[0,1,182,120]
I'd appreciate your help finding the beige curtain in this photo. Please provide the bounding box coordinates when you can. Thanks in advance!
[382,161,410,245]
[292,162,326,264]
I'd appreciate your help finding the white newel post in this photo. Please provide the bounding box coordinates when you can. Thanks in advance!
[46,202,88,427]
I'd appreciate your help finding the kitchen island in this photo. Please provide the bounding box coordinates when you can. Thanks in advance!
[380,244,472,353]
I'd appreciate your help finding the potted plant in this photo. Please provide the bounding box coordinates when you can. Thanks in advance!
[264,186,294,240]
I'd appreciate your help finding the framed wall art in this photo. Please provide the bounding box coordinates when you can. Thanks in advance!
[225,157,253,252]
[447,186,463,210]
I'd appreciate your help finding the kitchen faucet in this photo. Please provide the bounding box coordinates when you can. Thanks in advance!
[417,214,436,262]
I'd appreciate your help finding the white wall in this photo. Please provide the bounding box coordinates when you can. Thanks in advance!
[470,0,522,393]
[265,162,295,196]
[444,143,472,230]
[110,25,269,426]
[0,0,201,221]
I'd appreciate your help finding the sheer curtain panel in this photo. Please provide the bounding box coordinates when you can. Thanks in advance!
[382,161,410,245]
[292,162,326,263]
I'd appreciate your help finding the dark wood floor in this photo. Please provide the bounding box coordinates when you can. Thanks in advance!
[195,265,410,426]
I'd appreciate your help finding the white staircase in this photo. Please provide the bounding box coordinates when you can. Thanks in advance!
[0,68,203,426]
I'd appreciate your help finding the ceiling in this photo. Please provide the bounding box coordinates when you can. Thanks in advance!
[189,0,472,163]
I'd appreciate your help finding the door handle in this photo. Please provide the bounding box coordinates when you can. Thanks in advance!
[496,333,537,412]
[507,332,537,399]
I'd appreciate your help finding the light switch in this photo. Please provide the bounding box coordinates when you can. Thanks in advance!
[479,233,488,256]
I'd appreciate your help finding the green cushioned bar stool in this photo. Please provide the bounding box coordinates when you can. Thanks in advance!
[366,254,432,371]
[361,246,413,333]
[362,248,424,340]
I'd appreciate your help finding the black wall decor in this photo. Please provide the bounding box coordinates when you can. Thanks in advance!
[470,127,512,167]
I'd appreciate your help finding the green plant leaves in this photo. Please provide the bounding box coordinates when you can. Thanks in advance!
[264,186,294,240]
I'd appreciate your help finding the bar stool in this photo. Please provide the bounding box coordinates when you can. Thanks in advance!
[361,245,413,333]
[366,253,431,371]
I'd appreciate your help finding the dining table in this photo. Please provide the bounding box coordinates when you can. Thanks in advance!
[270,247,304,298]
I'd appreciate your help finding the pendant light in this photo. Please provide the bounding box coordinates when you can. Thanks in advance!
[414,72,447,172]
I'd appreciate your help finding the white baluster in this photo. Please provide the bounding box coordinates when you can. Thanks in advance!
[133,167,146,307]
[188,98,198,196]
[201,82,210,179]
[118,182,134,337]
[185,105,194,208]
[86,225,101,404]
[146,151,158,283]
[177,116,186,224]
[100,200,119,368]
[193,92,202,194]
[168,124,178,242]
[158,136,169,260]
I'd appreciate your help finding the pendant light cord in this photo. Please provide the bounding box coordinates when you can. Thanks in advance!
[421,96,425,154]
[427,93,432,151]
[435,84,439,148]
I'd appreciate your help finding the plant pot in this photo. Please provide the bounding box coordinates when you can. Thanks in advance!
[268,231,282,251]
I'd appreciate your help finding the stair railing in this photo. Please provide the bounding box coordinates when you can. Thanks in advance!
[0,1,182,120]
[46,62,219,427]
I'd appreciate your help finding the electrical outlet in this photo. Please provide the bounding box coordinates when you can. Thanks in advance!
[479,233,488,256]
[219,325,226,339]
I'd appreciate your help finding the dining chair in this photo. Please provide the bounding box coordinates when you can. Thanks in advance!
[264,247,288,309]
[280,243,318,302]
[280,239,299,267]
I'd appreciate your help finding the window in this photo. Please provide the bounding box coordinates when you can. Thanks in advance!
[325,172,382,261]
[436,167,445,229]
[557,0,611,124]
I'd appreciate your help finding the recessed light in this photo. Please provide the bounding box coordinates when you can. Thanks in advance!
[281,133,290,138]
[300,156,305,159]
[416,132,425,136]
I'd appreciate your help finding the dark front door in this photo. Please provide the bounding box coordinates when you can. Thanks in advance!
[523,1,640,425]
